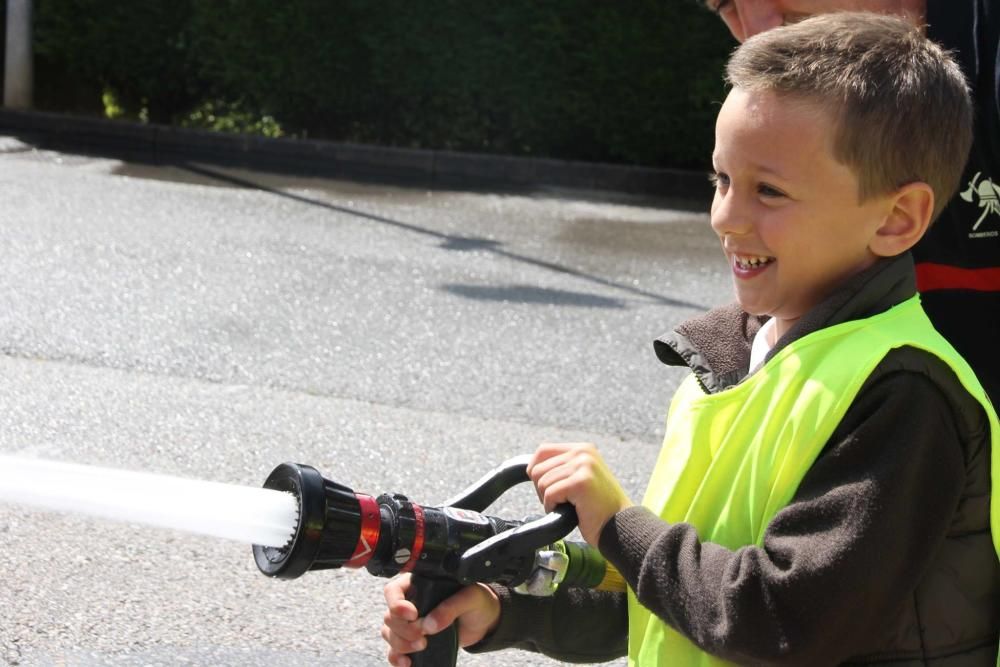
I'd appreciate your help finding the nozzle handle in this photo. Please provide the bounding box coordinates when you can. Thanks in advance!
[439,454,532,511]
[408,575,462,667]
[455,503,578,584]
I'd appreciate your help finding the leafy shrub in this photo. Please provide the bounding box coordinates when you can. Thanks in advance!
[32,0,734,168]
[34,0,205,122]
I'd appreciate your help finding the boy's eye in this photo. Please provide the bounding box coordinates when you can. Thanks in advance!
[709,172,730,189]
[758,183,786,198]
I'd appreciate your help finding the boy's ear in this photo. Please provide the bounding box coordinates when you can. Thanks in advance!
[869,181,935,257]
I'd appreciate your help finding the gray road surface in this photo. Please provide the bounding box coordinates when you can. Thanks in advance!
[0,140,730,666]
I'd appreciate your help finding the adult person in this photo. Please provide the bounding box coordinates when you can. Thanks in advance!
[706,0,1000,408]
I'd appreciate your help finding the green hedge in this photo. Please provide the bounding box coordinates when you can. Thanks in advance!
[32,0,735,169]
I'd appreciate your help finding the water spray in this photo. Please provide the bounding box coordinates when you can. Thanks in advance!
[252,455,624,667]
[0,455,297,546]
[0,454,623,667]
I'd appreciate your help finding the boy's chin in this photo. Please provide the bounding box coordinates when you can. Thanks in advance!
[733,296,770,317]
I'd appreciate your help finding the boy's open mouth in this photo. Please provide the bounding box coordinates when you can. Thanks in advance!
[733,255,775,271]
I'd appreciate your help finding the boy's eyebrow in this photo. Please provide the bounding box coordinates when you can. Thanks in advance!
[712,152,790,179]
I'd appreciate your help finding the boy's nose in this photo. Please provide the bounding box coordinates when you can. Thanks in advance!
[710,192,753,238]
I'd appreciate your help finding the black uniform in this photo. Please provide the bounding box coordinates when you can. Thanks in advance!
[923,0,1000,405]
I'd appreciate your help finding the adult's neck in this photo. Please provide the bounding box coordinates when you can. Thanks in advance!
[896,0,928,26]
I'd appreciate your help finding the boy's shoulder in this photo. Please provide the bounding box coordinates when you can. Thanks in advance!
[860,345,988,448]
[653,301,763,390]
[655,255,916,393]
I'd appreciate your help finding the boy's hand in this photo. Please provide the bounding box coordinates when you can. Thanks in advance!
[381,574,501,667]
[527,442,633,546]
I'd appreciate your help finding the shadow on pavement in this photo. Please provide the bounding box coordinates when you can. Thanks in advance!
[170,162,709,311]
[441,284,628,309]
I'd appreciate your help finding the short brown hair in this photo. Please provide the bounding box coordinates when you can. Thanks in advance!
[726,12,972,222]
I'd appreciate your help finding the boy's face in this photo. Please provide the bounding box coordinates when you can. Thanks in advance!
[711,87,889,337]
[707,1,920,42]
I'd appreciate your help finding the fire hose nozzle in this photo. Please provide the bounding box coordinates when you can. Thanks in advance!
[252,458,624,593]
[252,462,368,579]
[252,459,626,667]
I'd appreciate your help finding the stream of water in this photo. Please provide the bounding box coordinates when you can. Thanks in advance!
[0,455,298,547]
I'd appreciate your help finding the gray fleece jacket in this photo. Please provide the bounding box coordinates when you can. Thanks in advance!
[467,254,998,665]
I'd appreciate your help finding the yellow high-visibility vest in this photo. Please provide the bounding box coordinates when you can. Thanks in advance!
[628,295,1000,666]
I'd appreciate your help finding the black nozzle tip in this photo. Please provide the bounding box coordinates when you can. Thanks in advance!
[253,462,363,580]
[252,462,327,579]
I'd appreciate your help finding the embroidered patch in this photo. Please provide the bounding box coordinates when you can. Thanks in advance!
[959,171,1000,237]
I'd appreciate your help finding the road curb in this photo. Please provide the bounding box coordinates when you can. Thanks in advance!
[0,108,712,205]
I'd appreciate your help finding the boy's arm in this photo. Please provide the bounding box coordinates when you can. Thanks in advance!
[599,366,976,665]
[464,586,628,662]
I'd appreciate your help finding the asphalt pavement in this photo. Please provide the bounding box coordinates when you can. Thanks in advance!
[0,140,730,666]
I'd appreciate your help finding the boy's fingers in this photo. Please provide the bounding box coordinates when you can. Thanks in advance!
[421,584,483,635]
[384,574,411,602]
[529,442,573,469]
[385,647,412,667]
[535,468,572,509]
[386,598,419,623]
[384,575,419,622]
[527,447,574,488]
[381,622,426,654]
[382,611,424,643]
[382,576,424,644]
[529,442,597,479]
[540,475,579,512]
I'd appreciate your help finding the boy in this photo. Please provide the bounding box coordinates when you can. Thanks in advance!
[382,13,999,666]
[705,0,1000,438]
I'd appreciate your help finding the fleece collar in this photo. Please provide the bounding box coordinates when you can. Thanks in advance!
[653,253,919,393]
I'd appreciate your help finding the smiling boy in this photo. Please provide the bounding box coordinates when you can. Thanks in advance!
[710,87,908,343]
[382,13,999,666]
[704,0,1000,423]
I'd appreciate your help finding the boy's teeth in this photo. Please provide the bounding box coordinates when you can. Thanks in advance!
[735,255,774,268]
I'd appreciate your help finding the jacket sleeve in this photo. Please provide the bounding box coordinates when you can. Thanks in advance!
[463,585,627,662]
[598,368,971,666]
